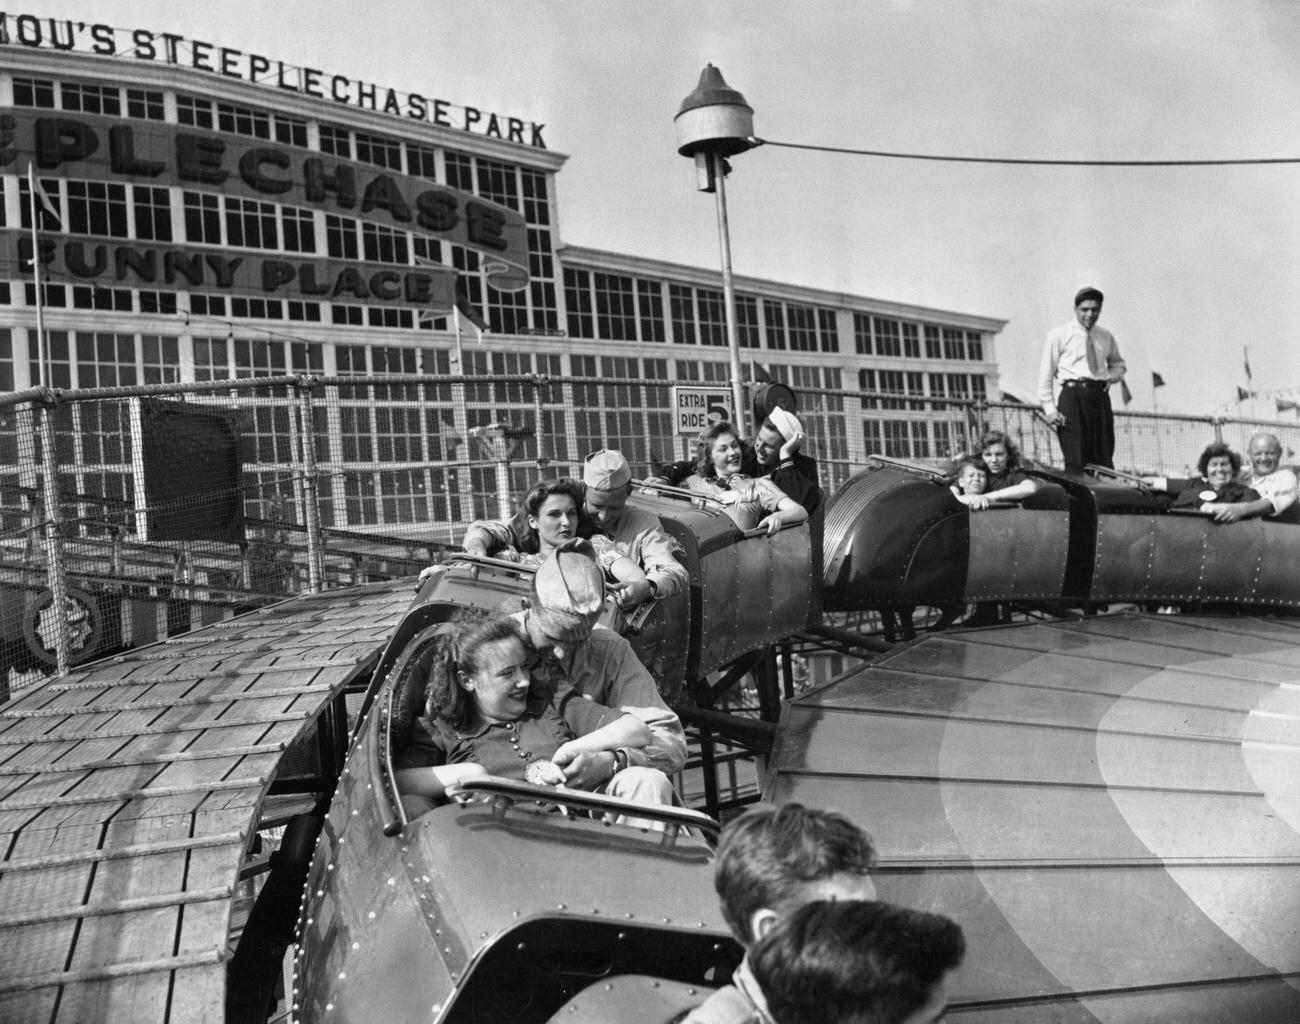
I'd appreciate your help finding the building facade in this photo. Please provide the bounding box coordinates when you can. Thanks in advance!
[0,15,1006,532]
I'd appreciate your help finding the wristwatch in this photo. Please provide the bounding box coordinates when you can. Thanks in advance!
[611,748,629,774]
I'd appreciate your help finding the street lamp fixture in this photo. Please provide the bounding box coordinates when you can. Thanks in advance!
[675,64,757,436]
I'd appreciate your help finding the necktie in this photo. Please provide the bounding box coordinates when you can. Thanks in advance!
[1084,328,1101,378]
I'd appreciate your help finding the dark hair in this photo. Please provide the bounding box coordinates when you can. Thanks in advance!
[750,900,966,1024]
[950,455,989,482]
[977,430,1022,471]
[1074,286,1104,307]
[1197,441,1242,478]
[714,802,876,945]
[694,421,740,480]
[511,477,591,553]
[424,609,525,730]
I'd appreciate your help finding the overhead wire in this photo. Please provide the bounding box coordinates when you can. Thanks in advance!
[750,137,1300,167]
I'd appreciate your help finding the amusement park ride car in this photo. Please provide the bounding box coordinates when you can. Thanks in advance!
[1,431,1298,1023]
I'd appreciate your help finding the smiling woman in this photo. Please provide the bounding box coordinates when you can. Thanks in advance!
[683,421,808,535]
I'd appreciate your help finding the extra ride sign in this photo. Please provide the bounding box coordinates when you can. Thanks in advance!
[673,387,732,435]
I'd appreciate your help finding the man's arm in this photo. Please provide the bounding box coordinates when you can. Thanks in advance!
[631,526,689,599]
[597,634,688,774]
[1037,330,1062,423]
[461,517,522,557]
[1105,330,1127,383]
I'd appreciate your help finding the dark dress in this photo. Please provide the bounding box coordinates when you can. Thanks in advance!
[1172,480,1260,509]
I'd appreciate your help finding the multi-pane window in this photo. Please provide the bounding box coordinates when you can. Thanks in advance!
[13,77,55,108]
[61,81,121,115]
[873,318,901,357]
[362,222,409,264]
[355,131,402,170]
[141,335,180,384]
[274,114,308,148]
[924,325,942,359]
[764,303,786,350]
[818,309,839,352]
[787,304,819,352]
[564,268,593,338]
[444,152,474,192]
[593,273,636,341]
[234,338,287,377]
[126,88,166,121]
[521,169,550,225]
[282,207,316,253]
[669,284,696,345]
[231,297,284,319]
[217,102,271,139]
[638,280,665,343]
[133,185,172,242]
[183,192,222,244]
[966,331,984,361]
[407,143,437,180]
[176,94,215,129]
[477,159,519,210]
[486,283,527,334]
[192,336,229,380]
[943,329,966,361]
[318,125,351,158]
[66,180,128,238]
[226,196,279,250]
[697,288,727,346]
[901,323,919,358]
[139,291,179,315]
[853,312,872,355]
[72,286,132,311]
[325,214,359,260]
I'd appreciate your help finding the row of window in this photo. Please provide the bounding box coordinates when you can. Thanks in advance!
[564,266,990,360]
[858,369,989,405]
[853,313,985,361]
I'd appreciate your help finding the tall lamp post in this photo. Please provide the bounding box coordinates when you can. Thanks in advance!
[675,65,757,437]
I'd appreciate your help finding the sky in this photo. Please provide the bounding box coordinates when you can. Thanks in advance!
[19,0,1300,417]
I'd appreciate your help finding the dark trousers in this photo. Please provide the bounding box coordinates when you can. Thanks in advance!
[1056,384,1114,473]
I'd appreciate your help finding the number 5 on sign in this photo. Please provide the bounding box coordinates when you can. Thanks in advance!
[673,386,733,436]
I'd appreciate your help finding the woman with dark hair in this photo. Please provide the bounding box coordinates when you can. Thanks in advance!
[1173,442,1260,512]
[955,429,1040,510]
[393,609,660,817]
[683,422,808,535]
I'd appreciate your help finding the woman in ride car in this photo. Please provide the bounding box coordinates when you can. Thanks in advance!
[953,430,1040,510]
[393,609,665,818]
[684,422,808,535]
[1173,442,1260,513]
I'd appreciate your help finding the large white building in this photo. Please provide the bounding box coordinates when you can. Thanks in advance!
[0,13,1005,529]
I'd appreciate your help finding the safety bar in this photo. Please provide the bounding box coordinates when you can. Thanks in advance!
[864,455,949,481]
[447,775,721,846]
[1086,464,1154,490]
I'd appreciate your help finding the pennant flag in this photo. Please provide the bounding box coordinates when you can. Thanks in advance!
[1236,386,1252,402]
[1243,346,1252,381]
[27,162,60,228]
[1151,371,1165,389]
[1278,398,1299,414]
[1120,379,1133,406]
[751,361,776,384]
[453,276,488,343]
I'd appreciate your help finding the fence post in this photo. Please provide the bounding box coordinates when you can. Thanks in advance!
[36,398,71,676]
[296,378,325,594]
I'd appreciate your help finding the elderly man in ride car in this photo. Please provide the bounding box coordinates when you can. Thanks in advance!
[753,408,822,516]
[581,449,688,610]
[1208,432,1298,523]
[512,538,686,793]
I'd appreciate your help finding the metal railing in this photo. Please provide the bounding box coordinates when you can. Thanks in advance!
[3,372,1296,696]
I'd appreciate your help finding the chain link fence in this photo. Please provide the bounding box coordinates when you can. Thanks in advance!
[4,372,1298,697]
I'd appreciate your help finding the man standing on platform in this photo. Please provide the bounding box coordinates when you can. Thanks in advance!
[1037,287,1127,474]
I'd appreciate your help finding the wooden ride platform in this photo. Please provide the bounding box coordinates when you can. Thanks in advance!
[0,578,414,1024]
[767,613,1300,1022]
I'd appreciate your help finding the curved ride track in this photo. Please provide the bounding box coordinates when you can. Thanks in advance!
[0,579,414,1024]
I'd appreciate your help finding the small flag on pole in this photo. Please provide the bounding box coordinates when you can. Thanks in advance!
[1151,371,1165,389]
[27,163,60,228]
[1236,386,1252,402]
[1278,398,1299,414]
[751,361,776,384]
[1119,379,1133,406]
[1243,346,1252,382]
[454,276,488,343]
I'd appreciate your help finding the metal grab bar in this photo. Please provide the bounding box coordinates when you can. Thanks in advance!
[447,775,721,845]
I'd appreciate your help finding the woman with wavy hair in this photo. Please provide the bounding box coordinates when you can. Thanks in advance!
[683,421,808,535]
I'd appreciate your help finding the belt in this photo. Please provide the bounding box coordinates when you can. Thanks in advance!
[1061,378,1108,390]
